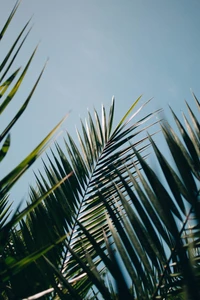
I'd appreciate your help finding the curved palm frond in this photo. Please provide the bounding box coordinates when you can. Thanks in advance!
[0,2,66,297]
[20,94,199,300]
[9,96,159,298]
[72,95,199,300]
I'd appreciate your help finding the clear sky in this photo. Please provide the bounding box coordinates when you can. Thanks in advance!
[1,0,200,205]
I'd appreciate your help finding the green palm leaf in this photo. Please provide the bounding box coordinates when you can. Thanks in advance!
[13,97,158,299]
[0,3,68,298]
[30,94,198,300]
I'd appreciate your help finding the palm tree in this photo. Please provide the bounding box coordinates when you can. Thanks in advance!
[1,2,199,300]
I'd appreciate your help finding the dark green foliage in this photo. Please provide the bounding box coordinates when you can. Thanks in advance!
[0,2,199,300]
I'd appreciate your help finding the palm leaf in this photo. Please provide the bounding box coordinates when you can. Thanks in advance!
[12,97,158,298]
[0,3,69,298]
[33,94,199,299]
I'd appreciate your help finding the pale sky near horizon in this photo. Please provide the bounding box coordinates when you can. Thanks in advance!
[1,0,200,205]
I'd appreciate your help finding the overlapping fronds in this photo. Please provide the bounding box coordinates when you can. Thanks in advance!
[19,95,199,300]
[7,96,158,298]
[71,96,199,300]
[1,3,199,300]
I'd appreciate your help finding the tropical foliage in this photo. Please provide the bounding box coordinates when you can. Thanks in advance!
[0,2,200,300]
[10,94,198,300]
[0,2,65,298]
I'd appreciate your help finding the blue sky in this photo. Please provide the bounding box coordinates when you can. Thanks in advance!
[1,0,200,204]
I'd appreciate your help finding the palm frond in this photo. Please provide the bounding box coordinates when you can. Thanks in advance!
[0,3,66,297]
[11,97,159,298]
[25,94,199,300]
